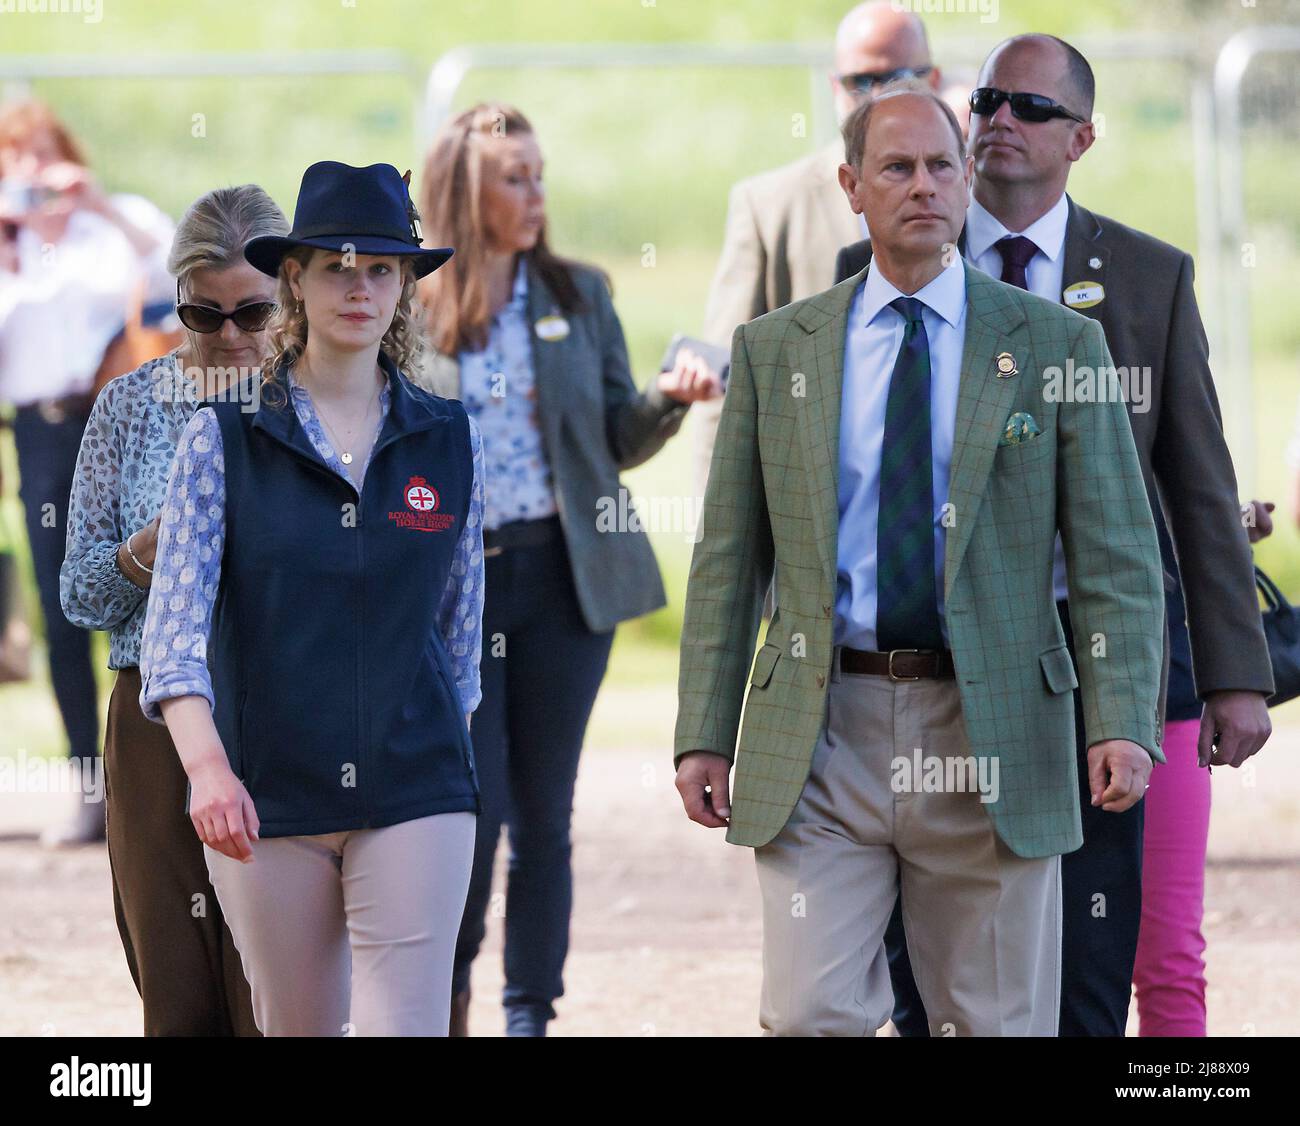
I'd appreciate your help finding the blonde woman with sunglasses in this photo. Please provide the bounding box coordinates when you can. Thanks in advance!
[60,184,286,1035]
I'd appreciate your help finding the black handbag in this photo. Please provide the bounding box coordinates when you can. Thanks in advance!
[1255,566,1300,707]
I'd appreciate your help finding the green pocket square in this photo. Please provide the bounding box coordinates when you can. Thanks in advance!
[1000,411,1042,446]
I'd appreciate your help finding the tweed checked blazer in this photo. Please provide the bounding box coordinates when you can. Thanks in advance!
[674,262,1165,859]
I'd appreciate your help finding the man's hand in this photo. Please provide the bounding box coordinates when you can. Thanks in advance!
[1087,739,1153,812]
[658,348,724,405]
[1245,498,1274,543]
[674,750,732,827]
[1199,690,1271,768]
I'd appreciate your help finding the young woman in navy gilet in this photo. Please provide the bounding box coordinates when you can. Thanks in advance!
[139,161,484,1036]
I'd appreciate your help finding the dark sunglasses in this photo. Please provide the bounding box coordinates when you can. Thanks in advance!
[839,65,933,95]
[969,86,1088,124]
[175,280,275,334]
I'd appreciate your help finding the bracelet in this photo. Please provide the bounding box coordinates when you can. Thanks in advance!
[124,531,153,576]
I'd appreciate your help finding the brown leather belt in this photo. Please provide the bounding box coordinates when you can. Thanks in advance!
[840,647,956,680]
[16,390,96,426]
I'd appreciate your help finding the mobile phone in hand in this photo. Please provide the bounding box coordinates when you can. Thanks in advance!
[660,334,730,390]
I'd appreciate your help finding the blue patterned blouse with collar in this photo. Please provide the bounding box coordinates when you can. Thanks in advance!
[457,257,558,531]
[61,352,203,670]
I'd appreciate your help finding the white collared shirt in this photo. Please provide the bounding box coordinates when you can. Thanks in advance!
[965,191,1073,603]
[835,257,967,651]
[964,191,1068,303]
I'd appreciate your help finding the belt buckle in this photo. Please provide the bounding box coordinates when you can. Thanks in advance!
[887,648,922,681]
[37,400,66,425]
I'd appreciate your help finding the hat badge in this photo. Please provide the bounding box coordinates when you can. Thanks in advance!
[401,169,422,242]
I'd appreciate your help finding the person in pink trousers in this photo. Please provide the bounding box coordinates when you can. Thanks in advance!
[1133,503,1273,1035]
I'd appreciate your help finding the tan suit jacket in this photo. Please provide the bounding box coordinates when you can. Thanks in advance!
[693,142,862,493]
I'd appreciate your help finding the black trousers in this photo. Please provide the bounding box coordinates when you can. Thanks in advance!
[12,405,100,767]
[451,524,614,1019]
[885,599,1145,1036]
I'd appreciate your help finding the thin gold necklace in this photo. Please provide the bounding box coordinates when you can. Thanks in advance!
[299,360,380,466]
[316,398,374,465]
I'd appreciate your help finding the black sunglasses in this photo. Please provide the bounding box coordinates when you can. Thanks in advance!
[175,280,275,334]
[969,86,1088,124]
[839,65,933,95]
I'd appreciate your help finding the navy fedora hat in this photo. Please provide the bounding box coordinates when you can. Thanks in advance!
[244,160,454,279]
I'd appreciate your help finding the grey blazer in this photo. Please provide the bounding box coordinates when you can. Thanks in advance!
[418,258,688,634]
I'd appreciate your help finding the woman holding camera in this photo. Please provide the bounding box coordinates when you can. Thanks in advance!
[1,99,173,846]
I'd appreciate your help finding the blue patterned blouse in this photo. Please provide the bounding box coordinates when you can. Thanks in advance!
[457,258,558,531]
[61,353,203,669]
[137,366,485,722]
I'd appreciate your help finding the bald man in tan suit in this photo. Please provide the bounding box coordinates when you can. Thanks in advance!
[693,1,943,495]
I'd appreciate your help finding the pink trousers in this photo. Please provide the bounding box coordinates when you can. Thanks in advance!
[1132,717,1212,1036]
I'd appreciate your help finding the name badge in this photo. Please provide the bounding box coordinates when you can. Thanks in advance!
[534,314,570,342]
[1063,281,1104,309]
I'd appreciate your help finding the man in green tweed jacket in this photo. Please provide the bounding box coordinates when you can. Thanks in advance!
[674,89,1164,1036]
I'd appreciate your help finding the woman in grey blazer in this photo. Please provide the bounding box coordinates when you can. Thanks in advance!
[418,101,719,1036]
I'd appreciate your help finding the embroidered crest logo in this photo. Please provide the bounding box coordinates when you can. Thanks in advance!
[389,475,456,533]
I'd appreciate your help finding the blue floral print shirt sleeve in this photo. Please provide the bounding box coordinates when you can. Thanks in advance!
[138,407,226,723]
[438,415,485,714]
[60,378,152,633]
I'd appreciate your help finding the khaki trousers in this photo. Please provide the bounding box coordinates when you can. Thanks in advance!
[205,811,475,1037]
[755,649,1061,1036]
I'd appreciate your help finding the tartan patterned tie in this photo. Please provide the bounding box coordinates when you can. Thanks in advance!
[876,296,943,652]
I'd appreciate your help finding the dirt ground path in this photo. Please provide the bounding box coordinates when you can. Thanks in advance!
[2,684,1297,1037]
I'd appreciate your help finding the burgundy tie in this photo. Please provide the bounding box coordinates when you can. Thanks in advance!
[995,235,1038,290]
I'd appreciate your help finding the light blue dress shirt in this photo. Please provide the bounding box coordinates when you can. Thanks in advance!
[834,258,967,652]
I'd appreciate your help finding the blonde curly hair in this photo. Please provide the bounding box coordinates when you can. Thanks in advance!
[260,246,426,405]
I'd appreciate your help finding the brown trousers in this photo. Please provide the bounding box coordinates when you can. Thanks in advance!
[104,667,259,1036]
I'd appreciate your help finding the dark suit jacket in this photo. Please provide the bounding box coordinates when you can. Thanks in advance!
[420,260,688,634]
[834,197,1274,703]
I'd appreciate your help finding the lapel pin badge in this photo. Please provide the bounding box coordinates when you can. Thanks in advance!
[534,313,570,342]
[995,351,1018,378]
[1088,256,1102,269]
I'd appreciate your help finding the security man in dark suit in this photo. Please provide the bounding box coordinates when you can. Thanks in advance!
[835,33,1273,1037]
